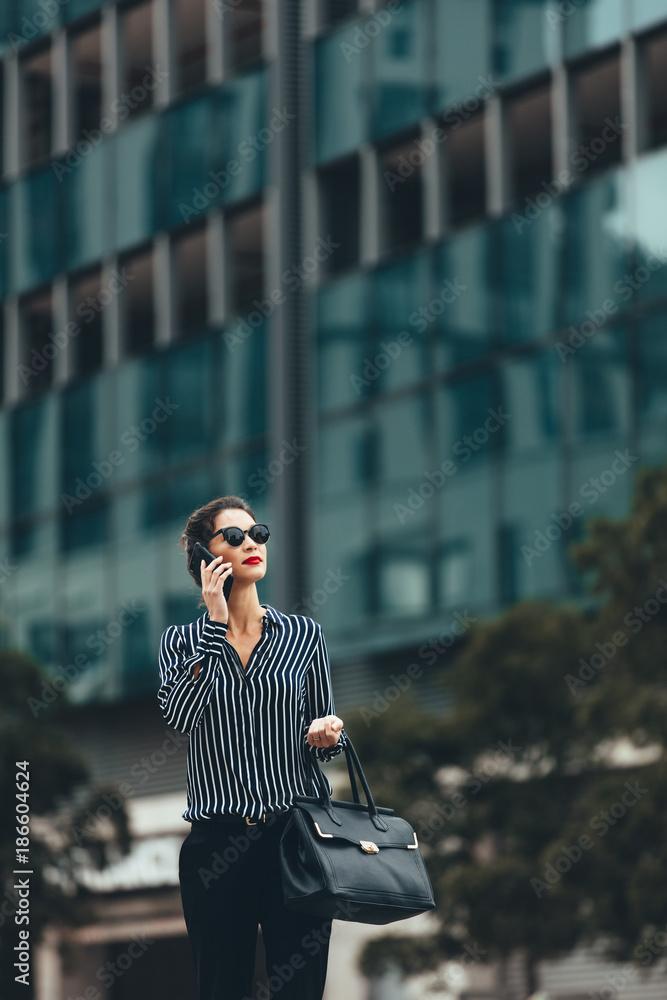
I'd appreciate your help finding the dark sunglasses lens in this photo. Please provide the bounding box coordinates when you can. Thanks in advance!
[225,528,245,546]
[250,524,270,543]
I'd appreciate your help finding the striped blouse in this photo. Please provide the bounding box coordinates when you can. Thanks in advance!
[157,603,348,822]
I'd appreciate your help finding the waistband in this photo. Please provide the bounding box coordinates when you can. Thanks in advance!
[190,810,291,828]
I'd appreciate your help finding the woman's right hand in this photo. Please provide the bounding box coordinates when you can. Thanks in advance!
[201,557,232,624]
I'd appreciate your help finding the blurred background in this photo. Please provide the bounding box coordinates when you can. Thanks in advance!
[1,0,667,998]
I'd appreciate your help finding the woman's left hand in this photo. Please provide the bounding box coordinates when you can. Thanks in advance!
[307,715,344,748]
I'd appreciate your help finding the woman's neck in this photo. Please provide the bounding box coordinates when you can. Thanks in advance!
[224,590,264,635]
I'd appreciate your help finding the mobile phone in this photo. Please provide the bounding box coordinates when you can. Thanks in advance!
[190,541,234,600]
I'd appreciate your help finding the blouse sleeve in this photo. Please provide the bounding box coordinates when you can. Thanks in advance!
[303,623,348,763]
[157,620,228,734]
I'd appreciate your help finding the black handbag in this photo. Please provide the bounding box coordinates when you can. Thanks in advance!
[279,735,437,925]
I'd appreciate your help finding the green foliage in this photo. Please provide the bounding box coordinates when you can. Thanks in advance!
[344,463,667,984]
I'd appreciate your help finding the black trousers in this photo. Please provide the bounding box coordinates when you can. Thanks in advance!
[179,813,331,1000]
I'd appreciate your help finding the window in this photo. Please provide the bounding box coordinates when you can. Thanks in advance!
[436,373,499,609]
[444,109,486,228]
[435,0,492,112]
[19,289,54,396]
[319,156,360,274]
[119,0,155,121]
[317,273,368,412]
[315,24,366,163]
[500,352,562,601]
[173,0,208,96]
[376,396,430,485]
[173,223,208,338]
[70,268,105,378]
[71,23,103,139]
[0,68,4,177]
[316,497,367,630]
[563,0,625,58]
[506,82,552,205]
[10,393,59,525]
[227,201,264,313]
[0,309,4,407]
[642,27,667,151]
[570,51,622,180]
[493,0,552,81]
[570,329,630,442]
[373,253,430,390]
[371,0,428,138]
[437,227,495,364]
[638,312,667,463]
[568,328,632,522]
[379,136,423,256]
[562,168,628,327]
[22,46,52,167]
[227,0,263,74]
[119,244,155,356]
[499,202,562,345]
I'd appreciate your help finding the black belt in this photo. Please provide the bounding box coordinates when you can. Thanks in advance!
[191,811,290,828]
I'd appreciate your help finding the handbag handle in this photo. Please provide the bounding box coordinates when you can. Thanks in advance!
[308,734,388,830]
[308,737,357,801]
[345,745,361,804]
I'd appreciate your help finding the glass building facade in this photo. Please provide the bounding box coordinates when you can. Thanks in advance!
[2,2,667,998]
[313,0,667,664]
[0,0,667,712]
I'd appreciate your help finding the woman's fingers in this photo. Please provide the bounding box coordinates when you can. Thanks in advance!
[308,715,344,747]
[201,557,229,587]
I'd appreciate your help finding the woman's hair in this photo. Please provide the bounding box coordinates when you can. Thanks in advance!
[180,495,256,606]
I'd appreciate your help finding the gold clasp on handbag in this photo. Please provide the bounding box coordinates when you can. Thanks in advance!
[360,840,379,853]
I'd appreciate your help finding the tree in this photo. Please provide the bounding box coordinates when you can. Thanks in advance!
[0,648,131,1000]
[345,463,667,994]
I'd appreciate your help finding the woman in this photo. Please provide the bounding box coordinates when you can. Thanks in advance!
[157,495,347,1000]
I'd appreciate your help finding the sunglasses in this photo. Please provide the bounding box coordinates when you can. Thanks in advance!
[207,523,270,547]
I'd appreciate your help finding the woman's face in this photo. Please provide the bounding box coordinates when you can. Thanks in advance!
[207,509,267,582]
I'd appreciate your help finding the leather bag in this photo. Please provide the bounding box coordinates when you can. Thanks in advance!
[279,735,437,925]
